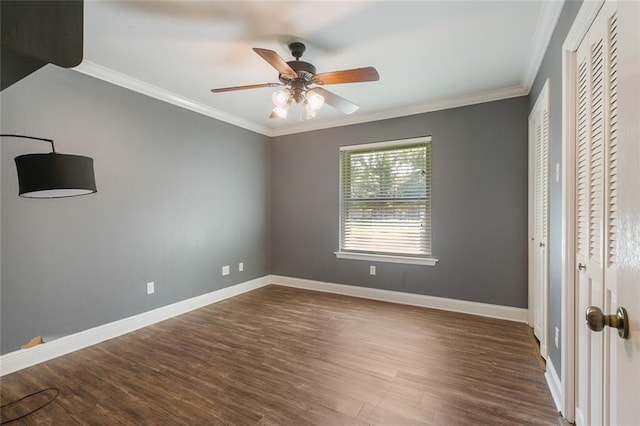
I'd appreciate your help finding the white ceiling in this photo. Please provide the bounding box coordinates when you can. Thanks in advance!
[75,0,564,137]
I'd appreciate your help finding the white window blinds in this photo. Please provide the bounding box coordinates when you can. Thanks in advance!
[339,137,432,257]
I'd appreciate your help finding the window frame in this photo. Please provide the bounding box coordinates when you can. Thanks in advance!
[335,136,438,266]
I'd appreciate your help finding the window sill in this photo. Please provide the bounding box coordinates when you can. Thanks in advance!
[334,251,438,266]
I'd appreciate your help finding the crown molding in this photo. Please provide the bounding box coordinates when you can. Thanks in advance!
[74,61,527,138]
[269,85,528,137]
[73,60,272,136]
[73,0,561,139]
[522,0,566,91]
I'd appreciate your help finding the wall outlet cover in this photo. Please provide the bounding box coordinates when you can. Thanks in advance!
[222,265,230,276]
[239,262,244,272]
[146,281,155,295]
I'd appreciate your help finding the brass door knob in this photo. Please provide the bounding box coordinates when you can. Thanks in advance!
[585,306,629,339]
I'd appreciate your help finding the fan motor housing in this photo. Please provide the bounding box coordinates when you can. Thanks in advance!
[279,60,315,82]
[288,60,316,75]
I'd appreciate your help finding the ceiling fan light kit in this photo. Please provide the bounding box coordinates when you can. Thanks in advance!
[212,42,379,120]
[270,87,325,120]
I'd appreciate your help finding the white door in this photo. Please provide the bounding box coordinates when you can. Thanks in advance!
[609,1,640,423]
[574,4,607,424]
[575,2,614,423]
[530,81,550,358]
[574,0,640,424]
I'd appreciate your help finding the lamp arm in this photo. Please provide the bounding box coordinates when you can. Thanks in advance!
[0,134,56,153]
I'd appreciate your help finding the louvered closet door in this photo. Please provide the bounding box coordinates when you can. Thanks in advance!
[574,1,619,425]
[531,81,550,357]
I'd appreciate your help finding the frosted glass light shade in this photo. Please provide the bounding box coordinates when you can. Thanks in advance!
[306,90,325,111]
[271,104,289,119]
[272,89,291,107]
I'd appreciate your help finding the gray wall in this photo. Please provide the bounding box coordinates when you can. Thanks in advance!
[2,9,583,357]
[271,97,529,307]
[529,0,582,375]
[0,65,271,354]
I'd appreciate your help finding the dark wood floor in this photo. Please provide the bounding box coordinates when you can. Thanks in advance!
[1,285,562,425]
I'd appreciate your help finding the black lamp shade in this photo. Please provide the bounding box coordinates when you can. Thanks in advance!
[14,153,97,198]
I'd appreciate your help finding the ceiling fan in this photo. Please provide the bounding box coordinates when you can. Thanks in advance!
[211,42,379,119]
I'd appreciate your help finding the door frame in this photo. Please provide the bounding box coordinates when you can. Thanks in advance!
[560,0,605,422]
[528,78,550,359]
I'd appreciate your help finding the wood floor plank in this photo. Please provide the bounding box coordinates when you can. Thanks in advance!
[1,285,561,425]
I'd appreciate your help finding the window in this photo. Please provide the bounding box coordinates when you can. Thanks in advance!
[336,136,437,266]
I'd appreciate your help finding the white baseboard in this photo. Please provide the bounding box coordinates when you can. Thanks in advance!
[1,275,529,376]
[545,357,563,412]
[270,275,528,323]
[0,276,270,376]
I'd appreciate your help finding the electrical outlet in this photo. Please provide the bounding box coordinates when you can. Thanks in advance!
[555,162,560,183]
[239,262,244,272]
[146,281,155,295]
[370,265,376,275]
[222,265,230,276]
[555,327,560,348]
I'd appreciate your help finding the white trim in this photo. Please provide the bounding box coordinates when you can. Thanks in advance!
[560,1,604,422]
[71,60,527,138]
[73,60,271,136]
[563,1,606,49]
[270,275,528,323]
[530,77,551,120]
[523,1,566,91]
[560,44,578,425]
[334,251,438,266]
[340,136,431,152]
[528,115,535,328]
[1,274,529,376]
[0,276,270,376]
[545,357,563,412]
[270,85,528,137]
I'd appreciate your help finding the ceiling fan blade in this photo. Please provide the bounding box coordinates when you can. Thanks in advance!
[313,67,379,85]
[211,83,282,93]
[313,87,359,115]
[253,48,297,79]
